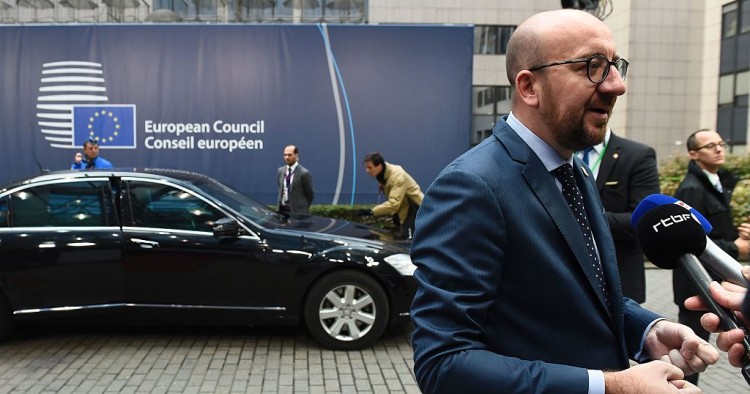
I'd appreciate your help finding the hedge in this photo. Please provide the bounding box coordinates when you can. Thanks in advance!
[660,154,750,226]
[312,154,750,228]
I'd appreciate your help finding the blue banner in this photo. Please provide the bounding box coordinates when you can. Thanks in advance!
[0,24,473,204]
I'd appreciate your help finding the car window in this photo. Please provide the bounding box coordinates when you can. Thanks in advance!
[0,197,8,227]
[125,181,224,232]
[192,178,280,226]
[8,181,113,227]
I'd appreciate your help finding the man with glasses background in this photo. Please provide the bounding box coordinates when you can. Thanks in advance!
[672,128,750,385]
[410,9,718,394]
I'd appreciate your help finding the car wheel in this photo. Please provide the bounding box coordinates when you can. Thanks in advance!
[304,270,389,350]
[0,296,13,341]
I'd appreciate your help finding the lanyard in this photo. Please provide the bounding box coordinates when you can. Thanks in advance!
[587,139,609,174]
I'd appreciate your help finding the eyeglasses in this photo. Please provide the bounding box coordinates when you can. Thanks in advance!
[528,54,629,84]
[693,141,726,151]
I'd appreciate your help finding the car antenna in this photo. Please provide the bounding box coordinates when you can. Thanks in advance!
[32,152,49,174]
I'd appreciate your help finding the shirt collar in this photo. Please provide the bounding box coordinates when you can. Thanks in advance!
[590,128,611,155]
[702,169,720,185]
[507,112,572,172]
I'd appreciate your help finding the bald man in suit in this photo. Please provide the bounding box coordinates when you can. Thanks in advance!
[410,9,717,394]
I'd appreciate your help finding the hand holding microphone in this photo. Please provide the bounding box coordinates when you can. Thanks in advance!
[685,266,750,368]
[632,194,750,384]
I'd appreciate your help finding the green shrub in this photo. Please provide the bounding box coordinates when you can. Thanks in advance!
[310,204,398,232]
[659,154,750,226]
[310,154,750,229]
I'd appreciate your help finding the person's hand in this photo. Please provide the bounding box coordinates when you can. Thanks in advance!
[685,265,750,367]
[734,236,750,260]
[603,361,701,393]
[738,221,750,240]
[354,209,373,217]
[74,152,83,164]
[643,320,719,377]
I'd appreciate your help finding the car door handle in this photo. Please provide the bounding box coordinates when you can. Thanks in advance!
[130,238,160,249]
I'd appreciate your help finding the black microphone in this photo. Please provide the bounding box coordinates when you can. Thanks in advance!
[635,203,750,385]
[631,194,747,288]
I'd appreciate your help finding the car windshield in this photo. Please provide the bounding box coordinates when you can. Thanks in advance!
[189,177,281,226]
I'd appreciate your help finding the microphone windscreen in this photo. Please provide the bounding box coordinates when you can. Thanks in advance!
[631,194,713,234]
[635,204,707,269]
[631,194,676,229]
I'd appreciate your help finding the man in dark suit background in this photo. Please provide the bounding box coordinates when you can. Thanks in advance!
[579,129,660,303]
[672,128,750,385]
[410,9,718,394]
[277,144,314,215]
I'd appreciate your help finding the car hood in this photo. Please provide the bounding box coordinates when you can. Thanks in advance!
[268,213,399,242]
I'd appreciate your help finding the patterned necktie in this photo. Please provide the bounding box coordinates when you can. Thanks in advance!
[552,164,608,302]
[284,167,292,204]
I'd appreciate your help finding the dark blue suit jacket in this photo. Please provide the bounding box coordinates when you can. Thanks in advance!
[410,117,662,393]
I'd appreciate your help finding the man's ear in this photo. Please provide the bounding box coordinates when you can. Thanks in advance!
[514,70,539,107]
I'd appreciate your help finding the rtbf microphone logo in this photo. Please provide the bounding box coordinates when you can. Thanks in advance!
[37,61,136,149]
[651,212,693,233]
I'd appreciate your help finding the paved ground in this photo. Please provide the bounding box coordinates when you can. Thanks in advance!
[0,268,746,393]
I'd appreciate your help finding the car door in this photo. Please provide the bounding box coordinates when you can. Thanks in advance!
[0,178,123,311]
[119,179,294,319]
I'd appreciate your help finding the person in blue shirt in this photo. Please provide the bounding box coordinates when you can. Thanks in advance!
[71,139,113,170]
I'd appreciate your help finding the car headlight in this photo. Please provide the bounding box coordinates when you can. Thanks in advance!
[383,253,417,276]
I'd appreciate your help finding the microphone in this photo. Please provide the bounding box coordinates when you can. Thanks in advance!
[631,194,747,288]
[701,237,748,288]
[631,193,712,234]
[634,203,750,385]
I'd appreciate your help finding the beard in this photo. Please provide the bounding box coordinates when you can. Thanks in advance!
[560,115,606,151]
[539,84,613,152]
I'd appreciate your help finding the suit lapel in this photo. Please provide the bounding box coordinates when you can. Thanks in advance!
[578,161,623,321]
[519,156,612,316]
[496,123,617,316]
[596,134,620,191]
[290,167,298,188]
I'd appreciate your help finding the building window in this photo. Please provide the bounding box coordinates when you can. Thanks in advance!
[472,86,511,145]
[231,0,293,22]
[724,2,738,38]
[737,70,749,96]
[474,25,516,55]
[718,1,749,145]
[719,74,736,105]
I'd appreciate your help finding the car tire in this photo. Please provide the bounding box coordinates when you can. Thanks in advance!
[304,270,389,350]
[0,295,13,341]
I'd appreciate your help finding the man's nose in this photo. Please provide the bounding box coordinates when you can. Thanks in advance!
[598,66,626,96]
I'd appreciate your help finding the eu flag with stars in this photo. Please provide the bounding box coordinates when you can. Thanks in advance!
[73,105,136,148]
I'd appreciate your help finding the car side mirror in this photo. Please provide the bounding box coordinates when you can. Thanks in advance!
[213,217,240,237]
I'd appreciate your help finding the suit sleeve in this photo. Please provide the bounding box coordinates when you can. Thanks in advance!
[301,170,314,205]
[622,298,663,358]
[605,146,660,242]
[410,169,589,394]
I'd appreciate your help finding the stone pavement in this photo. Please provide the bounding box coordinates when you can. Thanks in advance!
[0,268,746,393]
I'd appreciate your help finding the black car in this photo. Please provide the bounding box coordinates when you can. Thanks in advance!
[0,169,416,350]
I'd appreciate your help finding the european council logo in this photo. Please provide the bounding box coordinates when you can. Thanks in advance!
[73,106,136,148]
[36,60,137,149]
